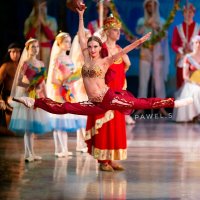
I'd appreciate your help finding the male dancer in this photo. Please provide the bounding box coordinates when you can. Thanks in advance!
[172,3,200,89]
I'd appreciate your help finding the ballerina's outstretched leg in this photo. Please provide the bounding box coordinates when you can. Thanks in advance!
[12,95,193,116]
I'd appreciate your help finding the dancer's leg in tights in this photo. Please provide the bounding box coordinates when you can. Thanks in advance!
[76,128,87,152]
[61,131,73,156]
[24,132,42,162]
[56,131,73,157]
[24,132,33,161]
[53,131,60,156]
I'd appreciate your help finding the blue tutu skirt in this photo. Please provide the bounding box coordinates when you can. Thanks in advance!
[9,102,52,135]
[50,113,87,132]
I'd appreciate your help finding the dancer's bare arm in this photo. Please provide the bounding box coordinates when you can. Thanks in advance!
[106,32,151,66]
[76,6,88,58]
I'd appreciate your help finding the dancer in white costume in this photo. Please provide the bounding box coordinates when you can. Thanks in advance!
[69,30,91,153]
[135,0,169,116]
[46,32,84,157]
[24,0,58,68]
[9,38,52,162]
[173,35,200,122]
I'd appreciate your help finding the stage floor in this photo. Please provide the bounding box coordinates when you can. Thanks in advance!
[1,119,200,200]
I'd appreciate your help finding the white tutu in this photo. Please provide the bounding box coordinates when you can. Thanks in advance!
[9,101,52,135]
[173,82,200,122]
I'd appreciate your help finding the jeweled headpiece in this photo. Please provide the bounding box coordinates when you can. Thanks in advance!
[103,15,121,31]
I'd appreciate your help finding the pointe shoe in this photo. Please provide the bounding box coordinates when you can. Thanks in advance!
[174,97,193,108]
[25,156,34,162]
[55,151,73,158]
[55,152,60,157]
[110,162,125,171]
[125,115,136,125]
[55,152,66,158]
[99,163,114,172]
[33,155,42,160]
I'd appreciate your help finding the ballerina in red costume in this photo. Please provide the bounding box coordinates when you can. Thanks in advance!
[13,4,193,117]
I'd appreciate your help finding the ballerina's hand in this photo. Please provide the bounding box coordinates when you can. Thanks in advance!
[0,99,6,110]
[80,2,86,10]
[140,32,152,43]
[76,3,86,13]
[12,97,35,108]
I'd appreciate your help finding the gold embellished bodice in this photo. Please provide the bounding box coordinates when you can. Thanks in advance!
[81,64,105,79]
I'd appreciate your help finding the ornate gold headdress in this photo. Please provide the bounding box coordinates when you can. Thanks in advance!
[103,14,121,31]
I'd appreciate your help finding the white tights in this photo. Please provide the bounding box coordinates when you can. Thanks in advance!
[53,130,71,155]
[24,132,34,158]
[76,128,87,151]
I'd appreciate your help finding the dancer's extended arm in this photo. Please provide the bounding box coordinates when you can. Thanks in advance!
[77,8,88,56]
[106,32,151,65]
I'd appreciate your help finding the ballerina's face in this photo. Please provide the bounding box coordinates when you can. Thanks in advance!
[59,36,71,52]
[87,40,102,58]
[192,39,200,52]
[27,41,40,57]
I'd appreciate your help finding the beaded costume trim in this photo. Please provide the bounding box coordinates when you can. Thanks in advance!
[85,110,114,140]
[81,64,104,79]
[93,148,127,160]
[152,98,174,109]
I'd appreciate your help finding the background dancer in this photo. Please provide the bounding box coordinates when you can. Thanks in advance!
[46,32,85,157]
[9,38,52,162]
[0,43,21,131]
[24,0,58,68]
[135,0,169,116]
[173,35,200,122]
[172,3,200,89]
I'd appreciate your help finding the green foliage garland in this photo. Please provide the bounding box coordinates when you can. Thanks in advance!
[109,1,180,48]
